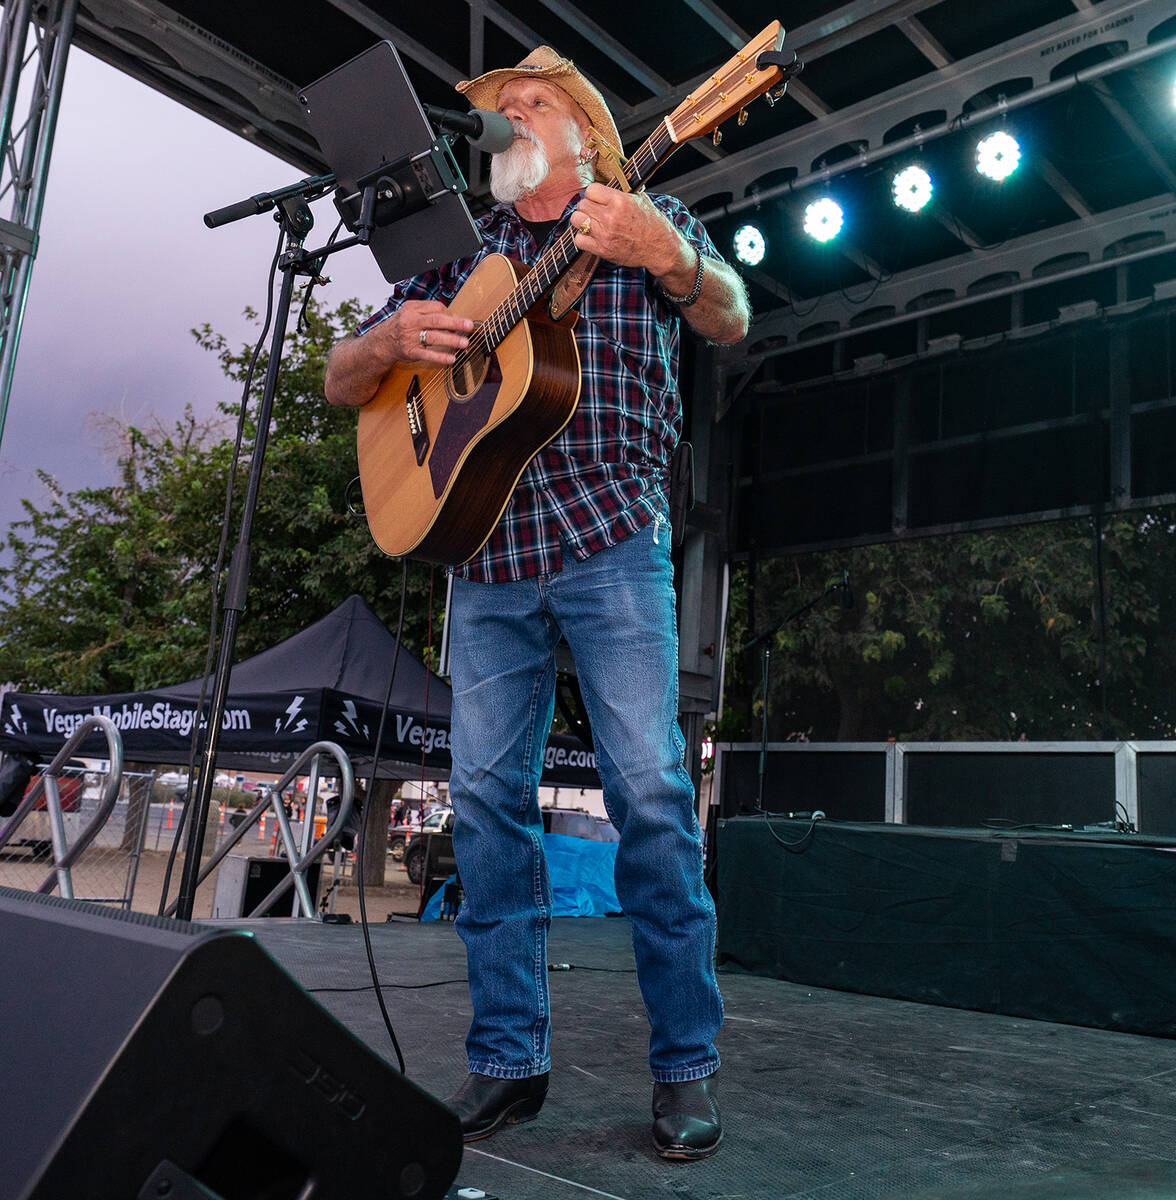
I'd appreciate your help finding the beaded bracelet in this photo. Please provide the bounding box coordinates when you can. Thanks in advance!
[660,245,705,308]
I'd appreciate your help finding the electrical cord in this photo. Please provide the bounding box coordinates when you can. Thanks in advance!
[308,978,468,993]
[296,217,345,333]
[159,218,286,916]
[354,558,410,1073]
[980,818,1077,831]
[759,809,825,849]
[551,963,636,975]
[305,961,638,993]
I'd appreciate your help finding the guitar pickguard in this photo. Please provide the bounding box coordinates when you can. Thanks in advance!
[428,356,503,499]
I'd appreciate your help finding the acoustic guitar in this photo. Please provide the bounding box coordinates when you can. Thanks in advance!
[357,21,790,565]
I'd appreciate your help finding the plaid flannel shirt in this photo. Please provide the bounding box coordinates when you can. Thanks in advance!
[356,192,722,583]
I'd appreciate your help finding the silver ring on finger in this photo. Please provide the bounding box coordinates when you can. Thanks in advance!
[419,329,429,348]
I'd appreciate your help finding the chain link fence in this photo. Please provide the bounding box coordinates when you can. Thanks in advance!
[0,766,157,908]
[0,766,383,916]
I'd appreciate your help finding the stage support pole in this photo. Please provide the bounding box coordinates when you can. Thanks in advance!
[0,0,78,449]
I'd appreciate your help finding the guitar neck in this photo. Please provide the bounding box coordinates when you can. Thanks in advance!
[481,122,679,349]
[471,21,788,350]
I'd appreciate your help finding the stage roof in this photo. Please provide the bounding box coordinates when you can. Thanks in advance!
[73,0,1176,358]
[68,2,1176,558]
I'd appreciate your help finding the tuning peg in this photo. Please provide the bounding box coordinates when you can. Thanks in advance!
[712,128,723,146]
[764,92,776,108]
[737,107,748,126]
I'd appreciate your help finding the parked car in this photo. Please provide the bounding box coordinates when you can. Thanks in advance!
[402,807,618,885]
[27,758,89,812]
[388,808,449,862]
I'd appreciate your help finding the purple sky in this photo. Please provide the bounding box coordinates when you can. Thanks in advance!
[0,47,390,557]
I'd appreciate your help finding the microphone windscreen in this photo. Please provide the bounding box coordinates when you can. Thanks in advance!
[470,109,515,154]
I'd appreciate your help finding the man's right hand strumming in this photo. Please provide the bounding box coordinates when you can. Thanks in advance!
[324,299,474,408]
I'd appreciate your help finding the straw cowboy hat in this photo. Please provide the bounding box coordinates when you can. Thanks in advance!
[456,46,624,182]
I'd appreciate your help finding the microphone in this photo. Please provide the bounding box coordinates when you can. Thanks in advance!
[423,105,515,154]
[840,568,854,610]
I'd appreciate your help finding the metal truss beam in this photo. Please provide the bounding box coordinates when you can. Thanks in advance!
[533,0,671,95]
[1035,156,1094,220]
[897,15,951,69]
[621,0,949,135]
[0,0,78,450]
[679,0,747,50]
[1092,85,1176,195]
[719,194,1176,372]
[662,0,1172,206]
[476,0,545,55]
[323,0,463,86]
[74,0,317,170]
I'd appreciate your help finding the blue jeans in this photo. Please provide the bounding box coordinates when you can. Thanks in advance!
[448,517,723,1083]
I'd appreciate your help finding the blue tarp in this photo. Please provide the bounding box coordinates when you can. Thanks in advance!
[421,832,620,921]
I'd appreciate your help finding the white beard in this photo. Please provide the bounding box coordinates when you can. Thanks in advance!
[489,127,551,204]
[489,118,592,205]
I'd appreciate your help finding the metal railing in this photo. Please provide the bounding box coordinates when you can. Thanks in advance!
[164,741,355,920]
[0,715,123,897]
[712,740,1176,829]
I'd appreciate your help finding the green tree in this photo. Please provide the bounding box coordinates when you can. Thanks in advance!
[0,296,443,693]
[723,512,1176,743]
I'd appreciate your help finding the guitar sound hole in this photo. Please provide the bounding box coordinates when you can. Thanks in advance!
[448,346,490,402]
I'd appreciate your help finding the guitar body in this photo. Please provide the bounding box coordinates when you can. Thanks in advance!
[357,253,580,565]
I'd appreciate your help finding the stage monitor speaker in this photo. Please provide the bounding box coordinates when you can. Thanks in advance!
[0,885,462,1200]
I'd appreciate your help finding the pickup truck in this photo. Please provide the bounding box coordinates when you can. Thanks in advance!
[387,808,449,861]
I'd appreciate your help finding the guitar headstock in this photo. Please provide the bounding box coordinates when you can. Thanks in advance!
[666,21,788,144]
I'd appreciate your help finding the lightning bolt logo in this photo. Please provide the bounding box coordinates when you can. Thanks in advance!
[334,699,369,739]
[4,703,27,735]
[277,695,308,732]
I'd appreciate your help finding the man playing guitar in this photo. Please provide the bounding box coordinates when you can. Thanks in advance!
[325,44,750,1161]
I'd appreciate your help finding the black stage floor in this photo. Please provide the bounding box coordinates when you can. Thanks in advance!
[225,914,1176,1200]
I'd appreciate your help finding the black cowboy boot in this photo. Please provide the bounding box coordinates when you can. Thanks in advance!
[444,1071,550,1142]
[651,1073,722,1160]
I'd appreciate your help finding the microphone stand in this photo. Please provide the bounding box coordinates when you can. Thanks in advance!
[741,575,851,814]
[175,152,453,919]
[174,182,370,920]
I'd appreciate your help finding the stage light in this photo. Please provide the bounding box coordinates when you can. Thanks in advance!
[733,223,766,266]
[976,131,1021,181]
[892,164,933,213]
[803,197,843,243]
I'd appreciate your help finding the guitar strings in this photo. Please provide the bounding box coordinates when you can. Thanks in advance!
[394,40,776,420]
[406,128,668,420]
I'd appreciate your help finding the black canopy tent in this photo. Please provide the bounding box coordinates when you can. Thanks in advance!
[0,595,599,787]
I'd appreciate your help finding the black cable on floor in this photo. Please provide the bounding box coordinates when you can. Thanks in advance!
[307,978,468,993]
[354,559,410,1073]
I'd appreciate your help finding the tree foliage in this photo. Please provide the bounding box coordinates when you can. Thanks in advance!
[720,511,1176,743]
[0,296,444,693]
[7,291,1176,746]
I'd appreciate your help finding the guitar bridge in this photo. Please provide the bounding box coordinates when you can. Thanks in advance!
[406,375,430,466]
